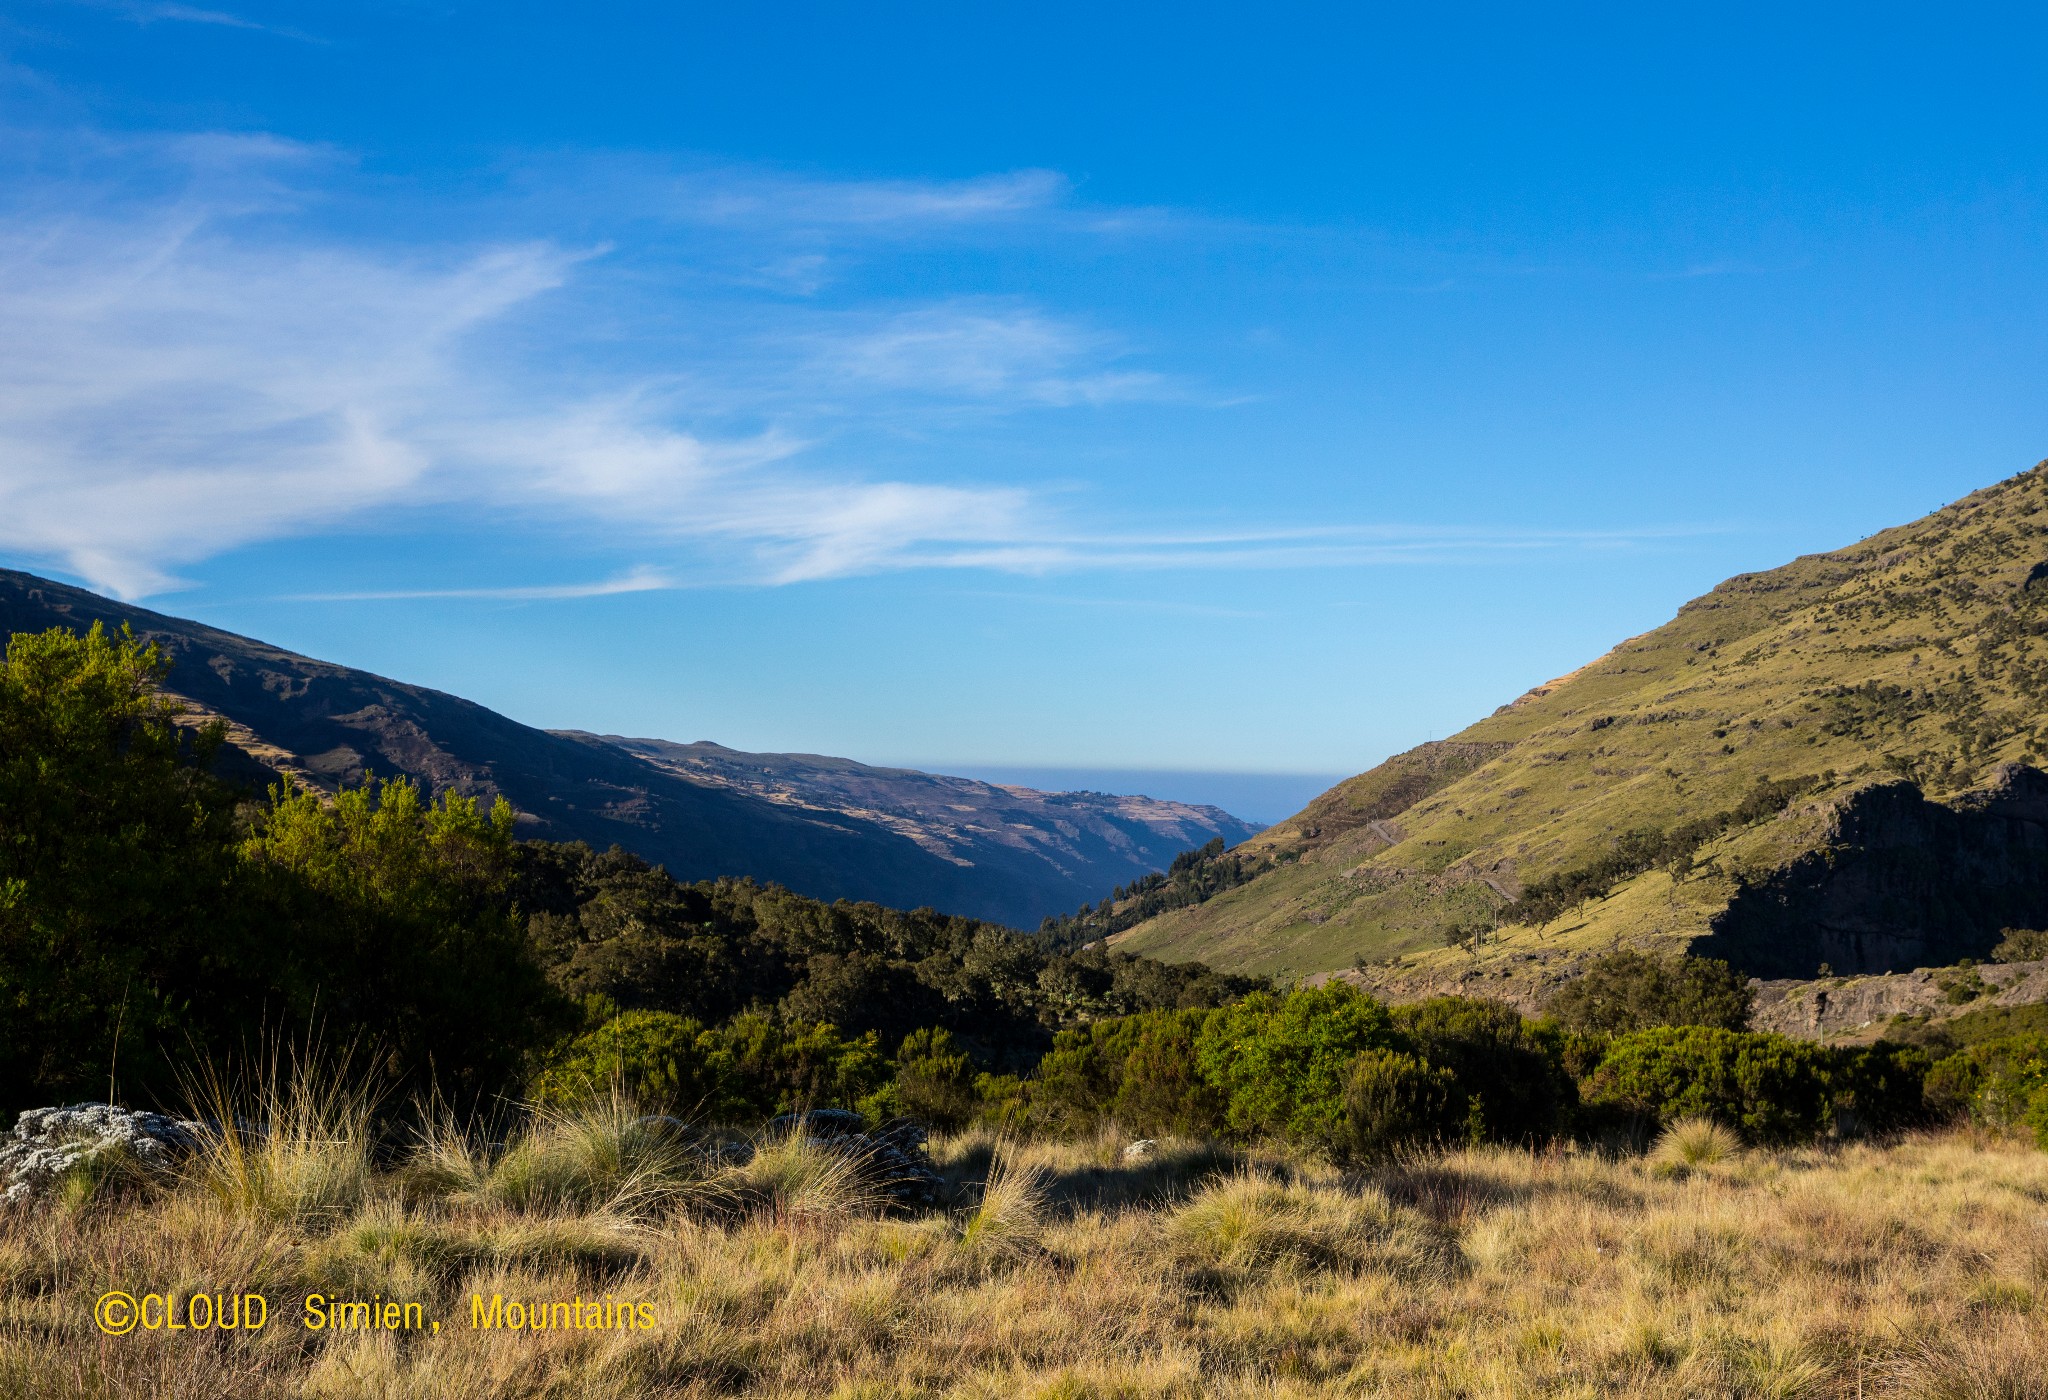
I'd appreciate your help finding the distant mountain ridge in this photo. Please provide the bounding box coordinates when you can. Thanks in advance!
[593,736,1257,883]
[1115,461,2048,987]
[0,569,1258,927]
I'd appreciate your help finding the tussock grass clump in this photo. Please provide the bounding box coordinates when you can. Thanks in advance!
[479,1096,700,1216]
[1650,1115,1744,1174]
[708,1125,885,1221]
[1165,1170,1447,1282]
[189,1054,378,1224]
[955,1150,1050,1262]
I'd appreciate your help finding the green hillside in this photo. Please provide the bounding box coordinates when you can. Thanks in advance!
[1116,461,2048,984]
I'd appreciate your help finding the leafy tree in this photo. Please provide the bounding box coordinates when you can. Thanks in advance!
[1991,927,2048,963]
[1545,950,1753,1034]
[241,774,569,1100]
[0,625,246,1105]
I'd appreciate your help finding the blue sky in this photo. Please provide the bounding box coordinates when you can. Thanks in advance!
[3,3,2046,813]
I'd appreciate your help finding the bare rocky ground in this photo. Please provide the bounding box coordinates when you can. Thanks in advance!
[1748,957,2048,1041]
[1324,954,2048,1042]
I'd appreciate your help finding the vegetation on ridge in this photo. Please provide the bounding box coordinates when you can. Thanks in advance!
[0,622,1259,1115]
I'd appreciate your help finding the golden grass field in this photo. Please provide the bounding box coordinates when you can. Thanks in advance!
[3,1097,2046,1399]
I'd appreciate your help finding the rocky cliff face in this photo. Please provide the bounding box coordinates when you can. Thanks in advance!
[1698,766,2048,976]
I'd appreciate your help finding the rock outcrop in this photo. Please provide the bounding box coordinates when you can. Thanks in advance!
[0,1104,205,1205]
[1696,768,2048,977]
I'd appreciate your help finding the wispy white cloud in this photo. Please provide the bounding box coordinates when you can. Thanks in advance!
[0,132,1697,604]
[56,0,321,40]
[807,301,1168,407]
[281,567,679,602]
[0,137,1077,597]
[671,168,1069,229]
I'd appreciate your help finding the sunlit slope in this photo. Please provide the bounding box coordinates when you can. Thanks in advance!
[1117,461,2048,980]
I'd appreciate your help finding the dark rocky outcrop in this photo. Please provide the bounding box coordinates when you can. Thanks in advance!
[1696,766,2048,977]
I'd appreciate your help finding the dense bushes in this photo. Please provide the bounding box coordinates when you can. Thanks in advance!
[1197,985,1399,1142]
[1011,984,1994,1159]
[1389,997,1578,1144]
[533,1010,889,1121]
[1922,1036,2048,1147]
[1023,985,1582,1159]
[1544,950,1753,1033]
[1580,1027,1931,1144]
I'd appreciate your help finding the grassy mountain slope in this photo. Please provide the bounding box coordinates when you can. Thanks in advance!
[0,570,1247,927]
[1117,461,2048,982]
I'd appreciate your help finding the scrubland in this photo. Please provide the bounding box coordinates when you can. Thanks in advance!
[3,1100,2046,1400]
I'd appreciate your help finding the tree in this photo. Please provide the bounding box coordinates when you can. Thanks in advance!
[0,625,244,1106]
[1545,950,1753,1034]
[240,774,569,1099]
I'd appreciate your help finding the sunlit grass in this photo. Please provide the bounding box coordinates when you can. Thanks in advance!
[4,1090,2045,1397]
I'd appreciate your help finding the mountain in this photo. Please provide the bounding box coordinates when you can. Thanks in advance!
[1114,460,2048,989]
[591,735,1259,898]
[0,569,1258,928]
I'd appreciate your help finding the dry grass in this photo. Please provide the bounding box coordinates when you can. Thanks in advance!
[3,1123,2046,1398]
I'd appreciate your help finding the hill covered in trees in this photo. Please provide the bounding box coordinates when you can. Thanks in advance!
[0,622,1259,1115]
[1115,461,2048,989]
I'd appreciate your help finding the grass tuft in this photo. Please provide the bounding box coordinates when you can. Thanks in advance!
[955,1149,1050,1261]
[1649,1115,1743,1174]
[480,1094,700,1215]
[188,1048,378,1224]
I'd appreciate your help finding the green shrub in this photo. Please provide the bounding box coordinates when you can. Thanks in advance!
[1390,996,1576,1145]
[1023,1007,1224,1136]
[1936,1034,2048,1145]
[1826,1042,1935,1135]
[533,1009,713,1107]
[536,1009,887,1121]
[888,1027,980,1129]
[1340,1049,1454,1160]
[1195,984,1402,1144]
[1581,1027,1836,1145]
[1545,951,1753,1034]
[2026,1083,2048,1150]
[1923,1051,1981,1118]
[1990,927,2048,963]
